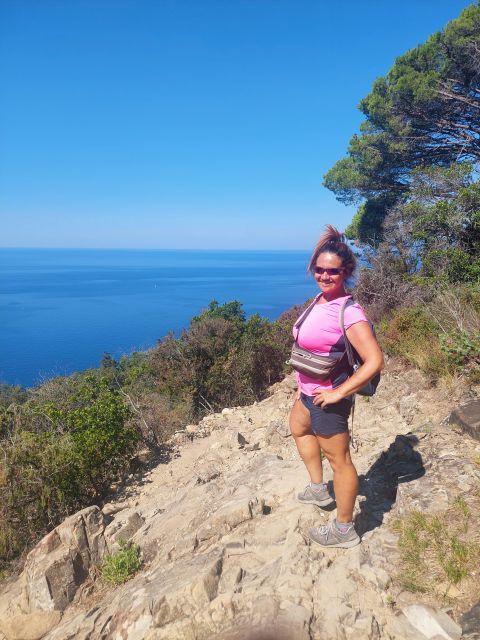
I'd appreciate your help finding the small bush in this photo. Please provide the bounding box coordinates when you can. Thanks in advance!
[0,376,138,566]
[440,330,480,367]
[379,306,453,378]
[0,384,28,408]
[101,539,142,585]
[377,285,480,382]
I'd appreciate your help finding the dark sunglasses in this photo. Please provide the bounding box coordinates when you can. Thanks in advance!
[313,266,343,276]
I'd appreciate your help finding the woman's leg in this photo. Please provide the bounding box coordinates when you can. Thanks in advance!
[289,398,323,483]
[316,431,358,522]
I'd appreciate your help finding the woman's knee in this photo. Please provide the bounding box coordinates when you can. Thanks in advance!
[324,448,354,472]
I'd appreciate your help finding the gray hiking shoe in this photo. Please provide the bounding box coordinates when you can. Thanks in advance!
[297,483,334,508]
[309,519,360,549]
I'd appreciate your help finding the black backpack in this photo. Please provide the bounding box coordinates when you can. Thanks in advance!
[339,298,380,397]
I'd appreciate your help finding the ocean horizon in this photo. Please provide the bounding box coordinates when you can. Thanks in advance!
[1,248,319,388]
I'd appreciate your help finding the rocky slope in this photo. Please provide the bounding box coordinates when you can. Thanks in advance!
[0,358,479,640]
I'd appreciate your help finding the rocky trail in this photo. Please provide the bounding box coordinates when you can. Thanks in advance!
[1,358,479,640]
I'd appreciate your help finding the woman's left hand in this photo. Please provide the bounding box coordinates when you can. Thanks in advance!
[313,388,344,408]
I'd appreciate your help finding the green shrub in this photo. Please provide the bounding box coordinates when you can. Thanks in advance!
[379,306,453,378]
[0,430,79,560]
[440,330,480,366]
[378,287,480,381]
[0,376,138,565]
[150,300,293,419]
[32,375,138,495]
[101,539,142,585]
[0,384,28,408]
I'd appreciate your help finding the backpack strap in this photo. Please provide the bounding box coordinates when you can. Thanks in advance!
[339,297,359,452]
[339,297,357,371]
[293,294,322,343]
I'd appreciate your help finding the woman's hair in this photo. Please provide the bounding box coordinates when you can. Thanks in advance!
[307,225,356,277]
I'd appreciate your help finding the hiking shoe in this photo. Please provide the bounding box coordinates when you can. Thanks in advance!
[297,483,334,508]
[309,520,360,549]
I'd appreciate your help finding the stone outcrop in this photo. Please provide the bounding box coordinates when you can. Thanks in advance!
[23,506,108,614]
[399,605,462,640]
[449,398,480,442]
[0,612,62,640]
[0,359,479,640]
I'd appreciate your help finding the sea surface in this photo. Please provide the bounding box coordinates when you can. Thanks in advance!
[1,249,317,388]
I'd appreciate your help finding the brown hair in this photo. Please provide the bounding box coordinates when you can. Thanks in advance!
[307,225,356,277]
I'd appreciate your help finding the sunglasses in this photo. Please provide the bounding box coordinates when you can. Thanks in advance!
[313,266,343,276]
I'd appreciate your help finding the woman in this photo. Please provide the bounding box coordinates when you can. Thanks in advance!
[289,225,383,548]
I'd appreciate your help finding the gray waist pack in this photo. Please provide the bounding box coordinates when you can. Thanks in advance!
[287,344,341,379]
[286,295,345,379]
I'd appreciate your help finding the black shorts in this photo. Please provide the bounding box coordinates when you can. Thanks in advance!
[300,393,352,436]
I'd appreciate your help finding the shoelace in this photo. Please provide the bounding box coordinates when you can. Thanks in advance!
[312,522,351,539]
[312,523,331,540]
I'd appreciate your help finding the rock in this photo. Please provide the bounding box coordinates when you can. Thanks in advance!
[194,497,265,544]
[23,506,108,612]
[113,511,145,543]
[361,566,391,590]
[185,423,209,438]
[102,502,127,516]
[196,462,221,484]
[207,600,311,640]
[210,496,264,532]
[218,565,243,593]
[390,611,429,640]
[222,408,233,415]
[460,601,480,638]
[401,604,462,640]
[276,424,290,438]
[348,614,381,640]
[268,420,290,438]
[399,395,418,424]
[129,550,224,633]
[449,399,480,442]
[370,615,381,640]
[433,582,462,599]
[171,431,189,445]
[229,432,248,448]
[186,424,199,434]
[250,427,268,443]
[104,511,146,549]
[0,611,62,640]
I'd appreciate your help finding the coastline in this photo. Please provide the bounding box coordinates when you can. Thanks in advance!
[0,248,314,388]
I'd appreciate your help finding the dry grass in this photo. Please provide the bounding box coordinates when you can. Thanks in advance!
[379,292,480,384]
[391,493,480,613]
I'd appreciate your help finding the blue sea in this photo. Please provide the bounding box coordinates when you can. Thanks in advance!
[1,249,317,388]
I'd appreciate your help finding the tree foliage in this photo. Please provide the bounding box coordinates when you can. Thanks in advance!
[325,3,480,240]
[358,164,480,283]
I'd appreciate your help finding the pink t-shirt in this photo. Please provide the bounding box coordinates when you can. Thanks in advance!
[293,295,367,395]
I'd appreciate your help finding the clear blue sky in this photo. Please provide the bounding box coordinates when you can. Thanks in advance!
[0,0,474,249]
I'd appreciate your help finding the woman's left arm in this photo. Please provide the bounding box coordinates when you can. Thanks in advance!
[313,321,384,407]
